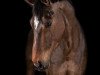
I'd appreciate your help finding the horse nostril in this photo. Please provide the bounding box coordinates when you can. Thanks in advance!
[33,61,40,68]
[38,61,43,68]
[33,61,44,70]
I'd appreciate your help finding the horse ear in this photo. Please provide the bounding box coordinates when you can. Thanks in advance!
[25,0,34,6]
[41,0,52,6]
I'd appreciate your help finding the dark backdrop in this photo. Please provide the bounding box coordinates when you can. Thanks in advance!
[1,0,98,75]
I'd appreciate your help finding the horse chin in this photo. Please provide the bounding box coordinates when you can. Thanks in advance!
[34,67,45,71]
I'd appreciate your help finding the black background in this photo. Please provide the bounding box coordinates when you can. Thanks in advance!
[1,0,99,75]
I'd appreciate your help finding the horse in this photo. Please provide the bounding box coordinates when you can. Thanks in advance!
[25,0,87,75]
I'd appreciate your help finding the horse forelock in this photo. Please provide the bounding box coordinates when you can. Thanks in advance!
[33,0,43,20]
[33,0,65,21]
[33,0,72,29]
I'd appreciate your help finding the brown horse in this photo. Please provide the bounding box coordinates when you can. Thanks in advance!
[25,0,87,75]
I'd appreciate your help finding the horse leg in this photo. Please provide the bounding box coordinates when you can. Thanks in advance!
[58,61,68,75]
[58,61,78,75]
[57,60,83,75]
[66,59,86,75]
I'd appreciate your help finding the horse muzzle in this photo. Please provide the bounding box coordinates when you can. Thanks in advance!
[33,61,49,71]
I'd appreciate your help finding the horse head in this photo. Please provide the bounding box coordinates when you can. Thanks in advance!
[25,0,66,71]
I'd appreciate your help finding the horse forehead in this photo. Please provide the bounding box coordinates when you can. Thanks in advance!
[34,16,39,29]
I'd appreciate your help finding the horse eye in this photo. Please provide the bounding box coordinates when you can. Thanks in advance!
[45,20,52,28]
[47,11,54,17]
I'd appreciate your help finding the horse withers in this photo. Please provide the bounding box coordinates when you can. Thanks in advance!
[25,0,87,75]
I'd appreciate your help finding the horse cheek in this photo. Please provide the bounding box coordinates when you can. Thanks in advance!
[51,18,65,41]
